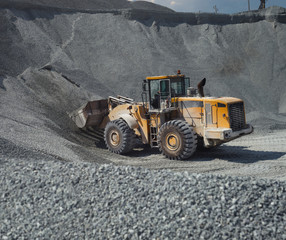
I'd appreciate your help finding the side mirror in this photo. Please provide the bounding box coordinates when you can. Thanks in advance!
[142,80,147,91]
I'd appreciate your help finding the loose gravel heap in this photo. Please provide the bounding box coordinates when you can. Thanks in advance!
[1,157,285,239]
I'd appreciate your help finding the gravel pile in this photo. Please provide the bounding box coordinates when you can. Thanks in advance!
[1,157,285,239]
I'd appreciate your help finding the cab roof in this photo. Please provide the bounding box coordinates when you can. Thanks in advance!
[146,74,185,80]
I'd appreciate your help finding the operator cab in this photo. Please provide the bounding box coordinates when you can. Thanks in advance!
[142,71,190,112]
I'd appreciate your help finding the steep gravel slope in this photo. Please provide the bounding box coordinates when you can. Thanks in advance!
[0,68,106,162]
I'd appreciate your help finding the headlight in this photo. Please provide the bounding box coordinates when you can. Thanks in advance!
[224,130,232,138]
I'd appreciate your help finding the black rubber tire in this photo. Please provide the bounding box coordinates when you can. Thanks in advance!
[104,119,136,154]
[158,120,197,160]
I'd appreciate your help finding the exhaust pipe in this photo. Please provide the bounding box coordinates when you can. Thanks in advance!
[197,78,206,97]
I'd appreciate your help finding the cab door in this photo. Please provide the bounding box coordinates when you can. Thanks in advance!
[159,79,171,109]
[205,102,218,128]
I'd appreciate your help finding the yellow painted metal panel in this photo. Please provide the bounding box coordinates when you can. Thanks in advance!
[217,106,230,128]
[132,105,150,144]
[146,74,185,80]
[178,97,242,104]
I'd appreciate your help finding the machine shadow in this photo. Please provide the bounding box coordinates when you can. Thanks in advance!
[126,145,285,163]
[192,146,286,163]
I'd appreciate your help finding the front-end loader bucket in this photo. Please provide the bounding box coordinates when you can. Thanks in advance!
[69,99,109,129]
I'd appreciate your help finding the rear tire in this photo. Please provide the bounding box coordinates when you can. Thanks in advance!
[158,120,197,160]
[104,119,136,154]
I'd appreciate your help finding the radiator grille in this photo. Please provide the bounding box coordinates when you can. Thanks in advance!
[228,102,246,131]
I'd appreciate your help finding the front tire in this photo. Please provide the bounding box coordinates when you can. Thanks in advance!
[104,119,136,154]
[158,120,197,160]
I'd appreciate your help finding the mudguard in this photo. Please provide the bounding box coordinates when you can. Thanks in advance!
[119,114,139,129]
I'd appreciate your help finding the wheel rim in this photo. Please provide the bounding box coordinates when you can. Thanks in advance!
[165,133,181,151]
[109,130,120,147]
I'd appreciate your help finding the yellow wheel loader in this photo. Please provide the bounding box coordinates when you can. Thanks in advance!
[69,71,253,160]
